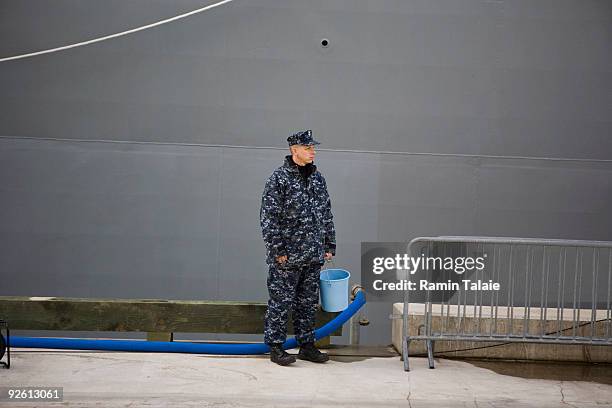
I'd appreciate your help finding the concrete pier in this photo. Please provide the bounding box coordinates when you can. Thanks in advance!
[2,345,611,407]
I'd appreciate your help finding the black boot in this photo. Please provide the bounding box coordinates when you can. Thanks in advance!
[269,344,296,366]
[297,342,329,363]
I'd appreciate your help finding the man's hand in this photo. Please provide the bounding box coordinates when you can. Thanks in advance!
[276,255,288,265]
[324,252,333,261]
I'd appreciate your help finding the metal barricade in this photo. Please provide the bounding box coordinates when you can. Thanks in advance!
[402,236,612,371]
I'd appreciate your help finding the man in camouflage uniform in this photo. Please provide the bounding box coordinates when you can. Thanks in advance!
[260,129,336,366]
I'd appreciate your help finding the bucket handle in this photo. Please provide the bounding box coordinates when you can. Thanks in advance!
[323,257,335,283]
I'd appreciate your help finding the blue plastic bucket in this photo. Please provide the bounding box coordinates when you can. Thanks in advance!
[319,268,350,312]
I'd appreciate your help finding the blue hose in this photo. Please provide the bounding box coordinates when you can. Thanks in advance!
[8,289,366,354]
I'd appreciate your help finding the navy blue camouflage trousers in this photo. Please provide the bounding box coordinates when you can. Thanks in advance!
[264,262,322,346]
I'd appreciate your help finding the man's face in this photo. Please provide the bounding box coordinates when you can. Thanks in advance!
[291,144,316,164]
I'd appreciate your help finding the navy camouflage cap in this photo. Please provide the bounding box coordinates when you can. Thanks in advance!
[287,129,320,146]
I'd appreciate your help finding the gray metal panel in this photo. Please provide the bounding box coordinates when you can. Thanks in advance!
[2,1,611,157]
[217,148,279,302]
[1,1,611,345]
[5,138,610,345]
[475,159,612,238]
[0,139,221,300]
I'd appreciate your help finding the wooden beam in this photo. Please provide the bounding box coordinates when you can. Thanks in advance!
[147,332,173,342]
[315,336,331,349]
[0,296,343,336]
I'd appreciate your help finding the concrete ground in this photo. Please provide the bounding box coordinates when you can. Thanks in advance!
[2,347,612,407]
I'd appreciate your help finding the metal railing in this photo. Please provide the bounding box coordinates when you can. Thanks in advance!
[402,236,612,371]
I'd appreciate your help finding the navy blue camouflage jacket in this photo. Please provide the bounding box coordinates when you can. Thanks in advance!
[260,155,336,267]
